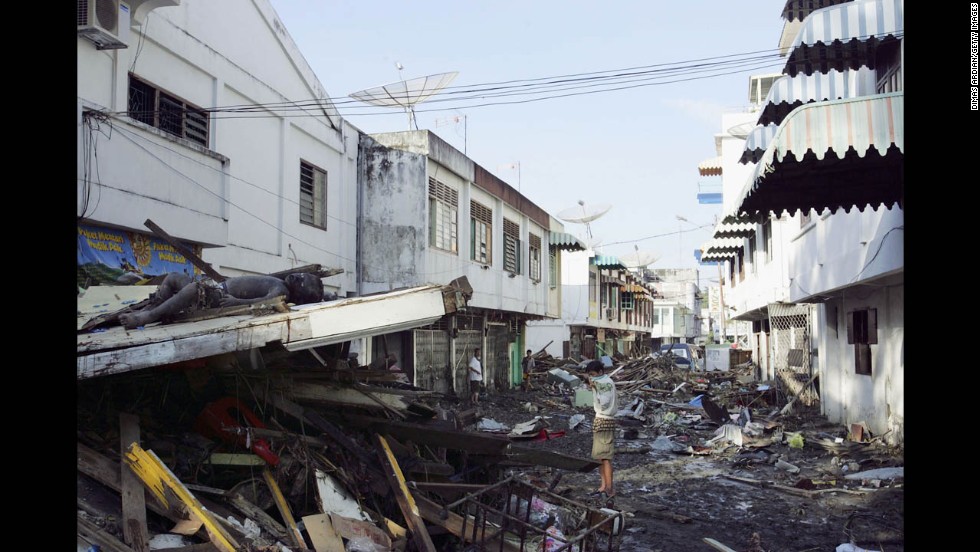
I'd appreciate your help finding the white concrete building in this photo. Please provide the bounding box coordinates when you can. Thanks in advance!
[77,0,357,296]
[702,0,904,445]
[356,130,577,395]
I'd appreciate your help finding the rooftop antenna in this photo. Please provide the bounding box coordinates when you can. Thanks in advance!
[350,68,458,131]
[557,200,611,250]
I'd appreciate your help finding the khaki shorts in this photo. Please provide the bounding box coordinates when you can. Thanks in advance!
[592,429,615,461]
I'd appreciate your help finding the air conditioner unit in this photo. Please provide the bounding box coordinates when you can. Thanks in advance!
[78,0,128,50]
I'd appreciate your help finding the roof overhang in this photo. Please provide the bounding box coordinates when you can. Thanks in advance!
[549,231,587,251]
[734,93,904,218]
[77,280,469,380]
[784,0,904,77]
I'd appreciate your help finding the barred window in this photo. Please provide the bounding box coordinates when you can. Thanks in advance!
[529,234,541,282]
[503,218,521,274]
[549,250,557,288]
[470,200,492,264]
[128,74,209,147]
[428,178,458,253]
[300,160,327,229]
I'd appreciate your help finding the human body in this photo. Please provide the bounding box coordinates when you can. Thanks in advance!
[119,272,324,329]
[468,348,484,405]
[586,360,617,500]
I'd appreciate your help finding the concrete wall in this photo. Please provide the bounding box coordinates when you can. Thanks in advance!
[788,206,904,301]
[817,284,904,446]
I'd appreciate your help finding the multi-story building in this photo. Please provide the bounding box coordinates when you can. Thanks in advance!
[357,130,576,396]
[527,249,656,361]
[702,0,904,445]
[641,268,702,349]
[78,0,357,296]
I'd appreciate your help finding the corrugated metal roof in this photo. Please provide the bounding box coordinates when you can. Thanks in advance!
[549,231,587,251]
[697,156,723,176]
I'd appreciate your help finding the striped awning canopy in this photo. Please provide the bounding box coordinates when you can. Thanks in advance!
[592,255,626,269]
[784,0,903,77]
[549,231,587,251]
[697,156,723,176]
[701,237,745,254]
[757,68,876,126]
[620,283,648,294]
[713,219,756,239]
[739,124,778,165]
[736,92,903,217]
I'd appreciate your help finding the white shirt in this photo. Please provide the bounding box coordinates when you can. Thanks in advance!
[469,356,483,381]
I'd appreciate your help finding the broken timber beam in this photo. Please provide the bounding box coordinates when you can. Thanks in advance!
[339,413,511,456]
[144,219,225,282]
[263,468,307,549]
[119,413,150,552]
[375,435,438,552]
[78,514,138,552]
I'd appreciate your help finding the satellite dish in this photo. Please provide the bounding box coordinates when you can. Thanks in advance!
[557,200,612,243]
[727,121,755,139]
[556,201,612,224]
[622,249,661,268]
[350,70,459,130]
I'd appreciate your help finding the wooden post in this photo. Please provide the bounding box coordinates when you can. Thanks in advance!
[119,413,149,552]
[143,219,225,282]
[263,468,307,549]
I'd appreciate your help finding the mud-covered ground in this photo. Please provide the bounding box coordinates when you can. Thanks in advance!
[468,388,905,552]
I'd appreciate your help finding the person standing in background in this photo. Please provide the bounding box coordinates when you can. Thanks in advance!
[521,349,536,391]
[586,360,617,502]
[468,348,483,405]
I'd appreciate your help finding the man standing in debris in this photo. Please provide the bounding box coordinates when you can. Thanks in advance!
[521,349,536,391]
[468,348,484,405]
[586,360,617,501]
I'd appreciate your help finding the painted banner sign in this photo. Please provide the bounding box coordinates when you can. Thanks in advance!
[77,223,200,286]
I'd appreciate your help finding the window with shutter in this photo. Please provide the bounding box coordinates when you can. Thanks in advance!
[503,218,521,274]
[470,201,492,264]
[128,74,210,148]
[428,178,458,253]
[300,160,327,229]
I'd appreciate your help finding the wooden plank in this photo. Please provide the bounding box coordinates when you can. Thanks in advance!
[263,467,307,549]
[207,453,265,466]
[77,442,174,523]
[184,483,289,542]
[328,515,393,550]
[506,444,601,472]
[375,435,437,552]
[302,514,345,552]
[78,514,138,552]
[123,443,240,552]
[144,219,225,282]
[119,413,149,552]
[340,414,511,455]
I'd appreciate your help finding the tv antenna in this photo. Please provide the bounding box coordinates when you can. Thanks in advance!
[350,68,458,130]
[556,200,611,249]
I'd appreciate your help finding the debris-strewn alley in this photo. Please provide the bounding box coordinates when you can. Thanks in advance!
[77,347,904,552]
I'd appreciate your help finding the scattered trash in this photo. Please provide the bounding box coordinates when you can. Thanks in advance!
[148,534,193,549]
[843,467,904,481]
[689,394,704,407]
[569,413,586,430]
[836,544,882,552]
[787,432,805,449]
[477,418,510,432]
[707,423,743,447]
[776,459,801,474]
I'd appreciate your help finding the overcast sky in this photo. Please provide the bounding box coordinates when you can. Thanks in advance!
[269,0,789,285]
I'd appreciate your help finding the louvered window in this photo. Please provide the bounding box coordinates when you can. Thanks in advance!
[470,201,492,264]
[529,234,541,282]
[503,218,521,274]
[428,178,458,253]
[128,74,209,148]
[300,160,327,229]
